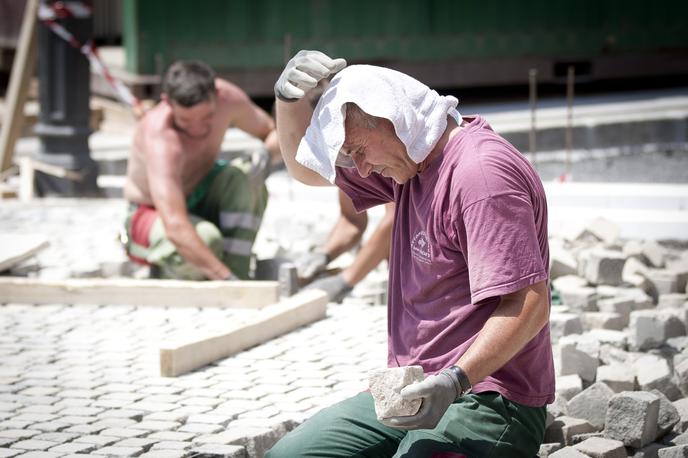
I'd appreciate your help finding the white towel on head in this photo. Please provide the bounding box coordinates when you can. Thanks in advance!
[296,64,461,183]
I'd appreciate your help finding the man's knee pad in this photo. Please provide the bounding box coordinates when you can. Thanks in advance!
[195,221,224,258]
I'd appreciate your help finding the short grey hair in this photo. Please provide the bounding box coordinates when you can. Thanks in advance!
[345,103,378,130]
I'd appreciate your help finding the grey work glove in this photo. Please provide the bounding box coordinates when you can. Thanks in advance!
[379,370,459,430]
[304,273,353,303]
[274,50,347,102]
[294,250,330,280]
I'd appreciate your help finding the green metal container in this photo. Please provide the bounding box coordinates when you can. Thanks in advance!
[122,0,688,95]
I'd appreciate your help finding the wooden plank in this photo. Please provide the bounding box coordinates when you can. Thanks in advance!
[0,277,279,309]
[0,0,39,173]
[0,234,49,272]
[18,156,34,201]
[159,289,328,377]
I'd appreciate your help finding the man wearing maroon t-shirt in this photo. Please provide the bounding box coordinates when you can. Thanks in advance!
[266,50,554,458]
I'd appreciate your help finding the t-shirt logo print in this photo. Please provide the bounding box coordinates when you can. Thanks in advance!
[411,231,432,264]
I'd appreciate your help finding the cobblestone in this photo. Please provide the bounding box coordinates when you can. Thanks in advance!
[31,433,79,443]
[147,432,195,442]
[47,442,97,454]
[177,423,224,435]
[9,452,63,458]
[72,435,120,446]
[98,427,149,438]
[0,431,40,441]
[189,444,246,457]
[9,440,56,451]
[150,441,191,450]
[0,199,391,457]
[139,451,188,458]
[92,446,145,456]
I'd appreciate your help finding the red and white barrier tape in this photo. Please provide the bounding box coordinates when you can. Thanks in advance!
[38,1,143,113]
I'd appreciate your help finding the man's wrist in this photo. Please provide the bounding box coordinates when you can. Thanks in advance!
[447,365,472,398]
[275,91,298,103]
[441,365,472,400]
[315,249,332,264]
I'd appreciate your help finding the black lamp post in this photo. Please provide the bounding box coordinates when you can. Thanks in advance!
[33,0,99,196]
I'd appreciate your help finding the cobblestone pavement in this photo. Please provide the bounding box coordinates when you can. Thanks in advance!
[0,192,389,457]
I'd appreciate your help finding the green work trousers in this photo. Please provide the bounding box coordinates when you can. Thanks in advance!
[266,391,546,458]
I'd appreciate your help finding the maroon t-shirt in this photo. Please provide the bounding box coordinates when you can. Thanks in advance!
[335,115,555,406]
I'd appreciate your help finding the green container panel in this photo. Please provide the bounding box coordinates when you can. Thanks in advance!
[123,0,688,75]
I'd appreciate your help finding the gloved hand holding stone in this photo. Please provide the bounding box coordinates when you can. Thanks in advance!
[304,272,353,303]
[274,50,347,102]
[294,250,330,280]
[379,370,459,430]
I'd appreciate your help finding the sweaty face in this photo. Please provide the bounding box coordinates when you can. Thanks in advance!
[170,98,216,138]
[341,116,418,184]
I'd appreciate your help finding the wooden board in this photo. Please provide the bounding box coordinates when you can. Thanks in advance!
[159,289,328,377]
[0,234,49,272]
[0,277,279,309]
[0,0,39,173]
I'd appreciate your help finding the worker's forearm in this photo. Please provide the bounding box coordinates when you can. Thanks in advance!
[321,215,367,261]
[166,222,230,280]
[263,130,281,164]
[275,98,326,185]
[342,211,393,285]
[456,282,549,386]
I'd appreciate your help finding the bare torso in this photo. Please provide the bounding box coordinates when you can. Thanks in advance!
[124,80,236,206]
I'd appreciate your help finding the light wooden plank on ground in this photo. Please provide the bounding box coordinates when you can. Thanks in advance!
[0,0,39,173]
[0,234,49,272]
[159,289,328,377]
[0,277,279,309]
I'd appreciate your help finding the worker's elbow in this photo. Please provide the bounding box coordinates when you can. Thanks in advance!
[289,165,330,187]
[534,298,551,333]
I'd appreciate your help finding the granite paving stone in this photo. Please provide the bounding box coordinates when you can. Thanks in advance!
[177,424,224,435]
[138,451,188,458]
[141,413,188,423]
[0,431,41,441]
[150,441,191,450]
[92,446,144,456]
[30,433,79,443]
[168,406,212,415]
[188,444,246,457]
[62,425,105,435]
[112,438,158,449]
[9,440,57,451]
[97,428,149,439]
[72,435,120,446]
[147,432,195,442]
[184,414,234,425]
[96,409,144,421]
[9,452,63,458]
[47,443,97,454]
[129,421,182,432]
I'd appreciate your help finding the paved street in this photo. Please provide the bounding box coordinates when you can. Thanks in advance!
[0,195,388,458]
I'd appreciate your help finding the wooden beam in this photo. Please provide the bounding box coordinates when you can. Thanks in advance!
[0,234,49,272]
[0,277,279,309]
[0,0,39,173]
[159,290,328,377]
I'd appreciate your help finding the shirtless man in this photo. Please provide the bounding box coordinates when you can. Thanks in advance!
[123,60,279,280]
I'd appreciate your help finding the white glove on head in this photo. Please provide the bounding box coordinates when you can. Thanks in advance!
[274,50,347,102]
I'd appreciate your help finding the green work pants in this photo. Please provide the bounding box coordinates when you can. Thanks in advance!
[266,391,546,458]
